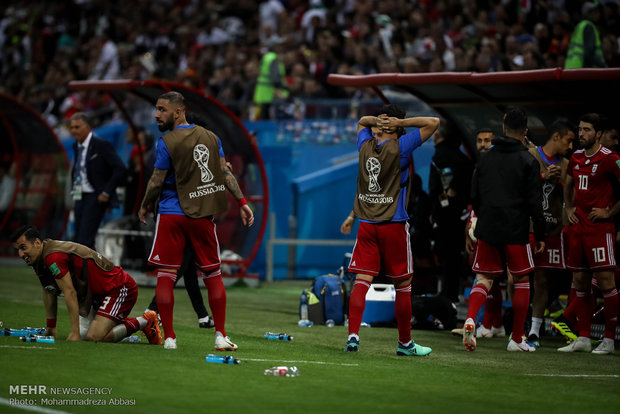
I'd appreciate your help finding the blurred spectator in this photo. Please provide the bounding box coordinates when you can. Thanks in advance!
[565,2,606,68]
[253,36,289,120]
[259,0,286,37]
[602,34,620,67]
[89,31,120,81]
[0,0,618,124]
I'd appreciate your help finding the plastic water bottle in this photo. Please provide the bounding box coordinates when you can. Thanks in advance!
[264,366,299,377]
[297,319,313,327]
[325,319,335,328]
[120,335,141,343]
[20,335,55,343]
[2,327,46,336]
[299,291,309,320]
[206,354,239,364]
[264,332,293,341]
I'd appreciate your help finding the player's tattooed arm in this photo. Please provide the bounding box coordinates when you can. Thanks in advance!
[139,168,167,224]
[220,157,244,200]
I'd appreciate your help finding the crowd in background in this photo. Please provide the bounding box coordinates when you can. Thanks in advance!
[1,0,620,125]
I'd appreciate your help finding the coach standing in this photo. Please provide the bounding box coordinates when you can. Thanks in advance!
[69,112,127,249]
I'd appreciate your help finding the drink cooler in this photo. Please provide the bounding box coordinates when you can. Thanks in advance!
[362,284,396,323]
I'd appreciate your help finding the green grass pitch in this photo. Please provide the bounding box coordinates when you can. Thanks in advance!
[0,264,619,414]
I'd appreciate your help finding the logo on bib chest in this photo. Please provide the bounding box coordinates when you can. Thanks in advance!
[366,157,382,192]
[193,144,214,183]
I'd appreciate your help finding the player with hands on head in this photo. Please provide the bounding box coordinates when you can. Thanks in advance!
[346,104,439,356]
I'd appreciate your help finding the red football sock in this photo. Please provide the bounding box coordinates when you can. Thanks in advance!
[563,297,577,322]
[123,317,140,335]
[156,271,177,339]
[602,288,619,340]
[511,280,530,343]
[202,271,227,337]
[568,283,576,304]
[395,283,412,344]
[486,282,503,328]
[466,284,488,321]
[348,279,371,336]
[575,290,592,338]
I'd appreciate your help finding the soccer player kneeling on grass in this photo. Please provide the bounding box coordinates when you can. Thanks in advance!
[11,225,161,344]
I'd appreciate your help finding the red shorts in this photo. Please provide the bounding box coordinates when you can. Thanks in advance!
[529,233,566,269]
[96,278,137,323]
[149,214,220,272]
[472,239,534,277]
[348,221,413,280]
[565,226,616,271]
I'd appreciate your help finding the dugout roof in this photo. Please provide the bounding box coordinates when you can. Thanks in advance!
[328,68,620,158]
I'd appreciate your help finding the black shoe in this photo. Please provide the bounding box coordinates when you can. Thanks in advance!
[198,316,215,329]
[526,334,541,348]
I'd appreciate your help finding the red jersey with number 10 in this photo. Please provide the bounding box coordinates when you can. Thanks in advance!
[567,145,620,233]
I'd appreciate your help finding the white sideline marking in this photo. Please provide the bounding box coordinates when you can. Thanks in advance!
[0,398,70,414]
[525,374,620,378]
[0,345,57,350]
[243,358,359,367]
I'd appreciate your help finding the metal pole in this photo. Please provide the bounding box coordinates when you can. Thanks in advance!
[287,214,297,279]
[266,212,276,283]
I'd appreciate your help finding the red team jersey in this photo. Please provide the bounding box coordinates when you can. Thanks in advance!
[44,252,132,297]
[567,146,620,234]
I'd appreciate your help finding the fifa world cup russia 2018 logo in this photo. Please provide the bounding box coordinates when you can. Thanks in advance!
[366,157,381,192]
[541,181,554,210]
[193,144,214,183]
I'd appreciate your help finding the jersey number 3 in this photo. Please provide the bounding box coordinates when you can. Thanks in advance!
[100,296,111,311]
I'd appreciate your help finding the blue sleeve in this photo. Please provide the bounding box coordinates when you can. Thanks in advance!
[357,128,373,151]
[217,136,225,157]
[399,129,422,161]
[154,138,171,170]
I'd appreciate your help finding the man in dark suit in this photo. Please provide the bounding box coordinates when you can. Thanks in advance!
[70,112,126,249]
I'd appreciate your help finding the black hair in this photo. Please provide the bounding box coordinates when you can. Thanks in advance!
[10,225,41,243]
[377,104,406,119]
[547,117,575,139]
[158,91,186,108]
[475,127,494,136]
[503,106,528,134]
[579,113,602,132]
[377,104,406,136]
